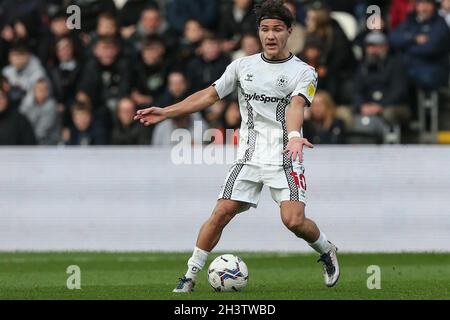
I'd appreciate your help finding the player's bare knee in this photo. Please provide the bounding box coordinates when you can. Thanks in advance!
[282,205,306,232]
[211,206,235,228]
[284,215,306,232]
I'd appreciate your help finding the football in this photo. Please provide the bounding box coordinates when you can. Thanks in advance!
[207,254,249,292]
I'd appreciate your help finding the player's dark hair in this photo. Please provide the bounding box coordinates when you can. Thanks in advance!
[255,0,295,28]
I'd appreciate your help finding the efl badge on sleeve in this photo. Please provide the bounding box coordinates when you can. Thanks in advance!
[307,82,316,97]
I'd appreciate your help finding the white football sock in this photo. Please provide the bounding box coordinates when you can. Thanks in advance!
[308,232,332,255]
[185,246,210,280]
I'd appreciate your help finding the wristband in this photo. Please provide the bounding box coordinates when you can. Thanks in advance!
[288,131,301,140]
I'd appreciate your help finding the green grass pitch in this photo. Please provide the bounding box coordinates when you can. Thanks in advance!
[0,252,449,299]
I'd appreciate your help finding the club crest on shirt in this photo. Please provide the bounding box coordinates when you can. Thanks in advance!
[245,74,253,81]
[276,75,288,88]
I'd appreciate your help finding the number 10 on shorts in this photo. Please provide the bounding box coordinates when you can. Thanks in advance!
[290,171,306,190]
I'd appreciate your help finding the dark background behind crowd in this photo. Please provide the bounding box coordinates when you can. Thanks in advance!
[0,0,449,146]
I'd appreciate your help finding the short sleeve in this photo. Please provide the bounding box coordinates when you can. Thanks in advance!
[212,59,239,99]
[291,68,318,107]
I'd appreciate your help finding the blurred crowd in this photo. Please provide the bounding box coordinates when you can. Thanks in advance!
[0,0,449,146]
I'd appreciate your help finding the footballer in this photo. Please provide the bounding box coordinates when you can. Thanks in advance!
[134,0,340,292]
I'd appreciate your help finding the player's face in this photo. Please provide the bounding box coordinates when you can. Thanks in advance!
[259,19,291,59]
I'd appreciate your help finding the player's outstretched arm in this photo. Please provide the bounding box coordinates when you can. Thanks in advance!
[134,86,220,126]
[283,95,314,162]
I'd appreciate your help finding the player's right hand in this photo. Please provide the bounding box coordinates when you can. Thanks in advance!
[134,107,167,126]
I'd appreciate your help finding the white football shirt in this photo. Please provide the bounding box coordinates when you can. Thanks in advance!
[213,52,318,165]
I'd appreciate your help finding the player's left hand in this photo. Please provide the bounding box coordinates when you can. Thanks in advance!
[282,137,314,163]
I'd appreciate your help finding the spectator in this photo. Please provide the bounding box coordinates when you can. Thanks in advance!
[186,35,230,123]
[111,97,152,145]
[48,36,82,127]
[0,75,21,110]
[19,79,60,145]
[390,0,416,30]
[354,32,410,127]
[85,12,120,50]
[157,71,190,107]
[43,0,64,19]
[152,71,207,145]
[77,36,131,127]
[39,11,84,68]
[48,11,71,39]
[326,0,365,13]
[11,20,37,53]
[2,42,48,110]
[390,0,450,90]
[72,0,117,33]
[131,36,170,107]
[0,87,36,145]
[232,33,262,60]
[284,0,307,55]
[158,71,227,130]
[186,35,230,93]
[175,19,206,67]
[152,113,206,146]
[220,99,241,145]
[0,0,45,56]
[94,12,118,38]
[218,0,257,52]
[64,101,108,145]
[167,0,219,35]
[305,3,356,104]
[299,37,337,101]
[117,0,159,38]
[0,0,44,34]
[86,12,134,60]
[439,0,450,27]
[128,4,178,54]
[353,10,388,61]
[223,100,241,130]
[303,90,346,144]
[0,26,13,70]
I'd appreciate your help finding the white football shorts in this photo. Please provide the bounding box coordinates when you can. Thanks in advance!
[218,161,307,213]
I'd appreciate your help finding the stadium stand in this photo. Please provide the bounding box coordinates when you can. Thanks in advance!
[0,0,449,145]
